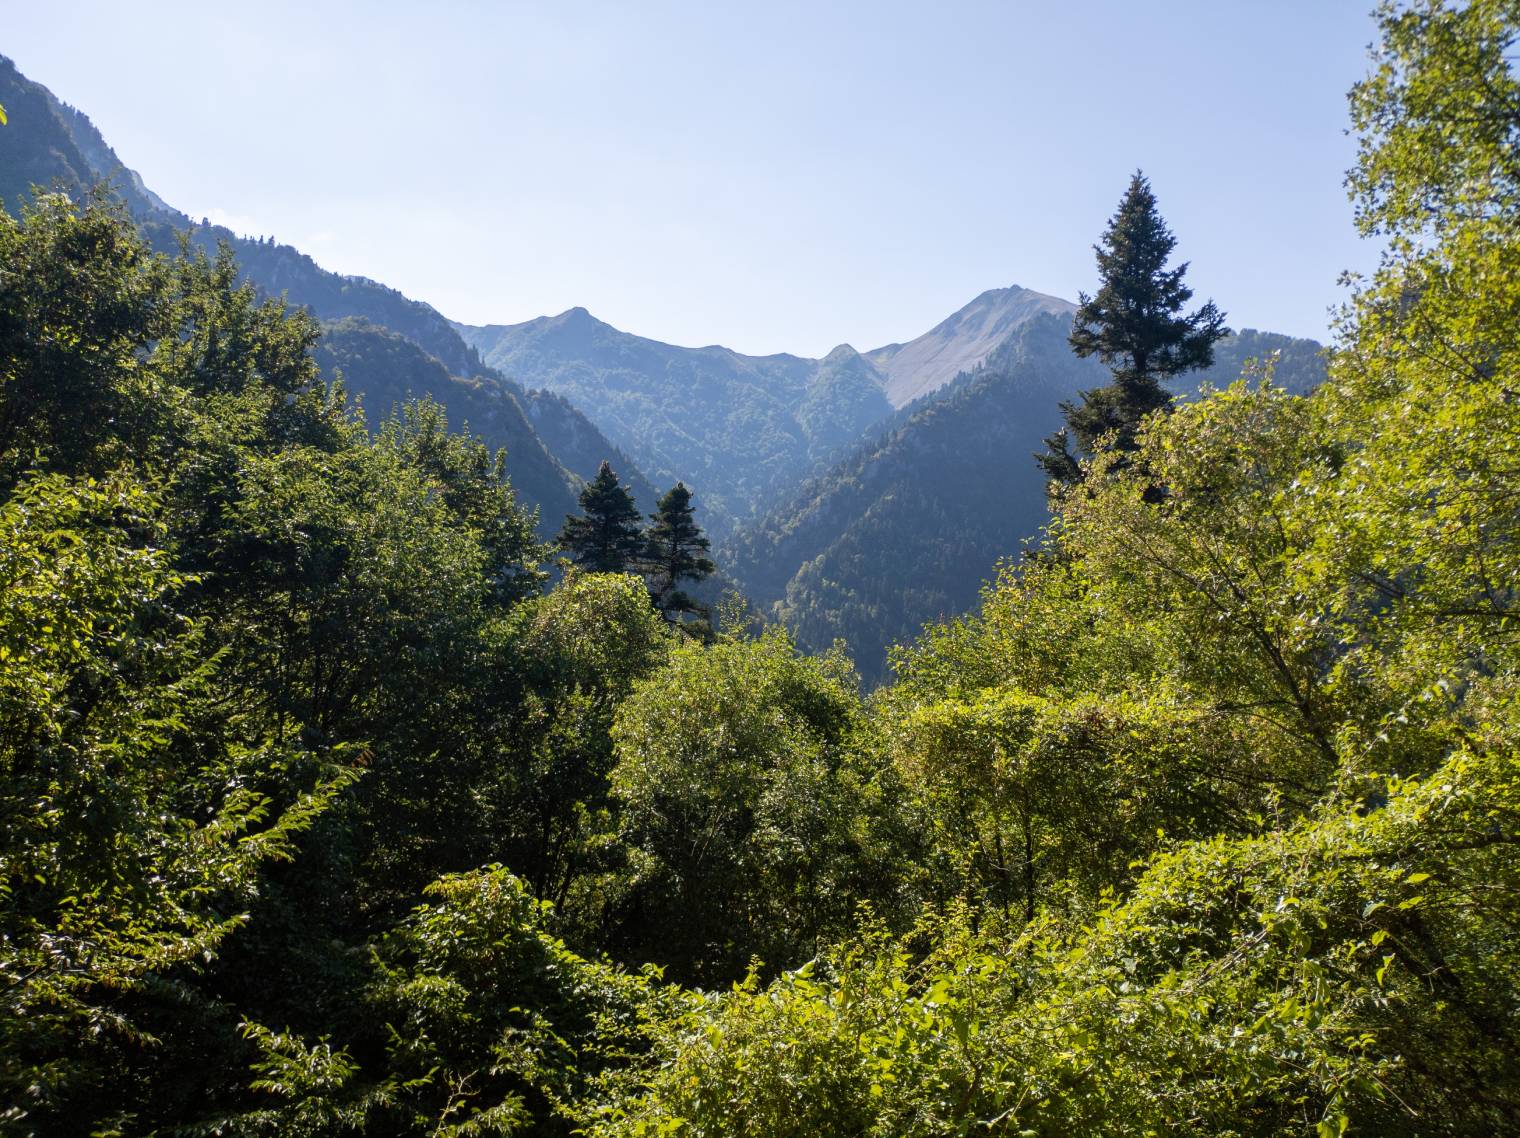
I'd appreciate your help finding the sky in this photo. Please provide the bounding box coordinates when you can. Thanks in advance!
[5,1,1379,357]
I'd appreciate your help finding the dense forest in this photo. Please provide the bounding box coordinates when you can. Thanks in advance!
[4,1,1520,1134]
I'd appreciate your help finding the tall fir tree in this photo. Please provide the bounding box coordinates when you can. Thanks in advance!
[556,460,644,572]
[1039,171,1227,486]
[643,481,715,618]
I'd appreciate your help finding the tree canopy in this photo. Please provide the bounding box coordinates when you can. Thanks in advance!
[4,4,1520,1134]
[643,480,715,619]
[1039,171,1228,485]
[556,460,644,573]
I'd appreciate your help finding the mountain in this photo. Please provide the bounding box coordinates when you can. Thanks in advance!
[723,317,1329,685]
[796,344,897,458]
[457,309,896,537]
[1196,327,1328,395]
[722,313,1100,683]
[1,50,1326,597]
[454,287,1090,537]
[0,54,661,538]
[865,286,1079,408]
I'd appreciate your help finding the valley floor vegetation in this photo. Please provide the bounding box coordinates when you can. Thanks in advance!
[4,1,1520,1133]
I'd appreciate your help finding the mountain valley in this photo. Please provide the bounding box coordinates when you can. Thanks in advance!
[0,53,1325,680]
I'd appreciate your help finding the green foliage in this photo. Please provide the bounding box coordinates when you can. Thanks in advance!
[222,867,665,1138]
[557,461,645,573]
[1348,0,1520,241]
[1067,171,1228,389]
[375,399,546,607]
[484,570,671,923]
[592,727,1520,1136]
[643,481,715,620]
[1041,170,1227,484]
[607,631,912,983]
[0,472,355,1134]
[0,194,558,1132]
[0,193,169,486]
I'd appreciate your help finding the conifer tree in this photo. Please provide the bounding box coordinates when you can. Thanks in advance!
[556,460,643,572]
[643,481,715,617]
[1039,171,1227,486]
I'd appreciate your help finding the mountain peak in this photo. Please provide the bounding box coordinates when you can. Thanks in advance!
[523,305,615,342]
[867,285,1078,408]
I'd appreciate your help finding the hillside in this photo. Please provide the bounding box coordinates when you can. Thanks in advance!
[309,320,579,529]
[1198,326,1328,394]
[457,309,894,535]
[0,54,658,537]
[723,312,1102,682]
[724,319,1327,684]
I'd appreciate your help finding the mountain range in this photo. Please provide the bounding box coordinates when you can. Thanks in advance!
[454,283,1084,537]
[457,310,891,536]
[0,53,1328,681]
[722,319,1328,682]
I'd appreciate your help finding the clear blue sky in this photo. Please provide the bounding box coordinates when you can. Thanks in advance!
[7,1,1378,356]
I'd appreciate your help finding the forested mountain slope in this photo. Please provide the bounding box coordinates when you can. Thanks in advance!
[457,308,895,535]
[1199,326,1327,394]
[0,55,484,376]
[724,318,1327,684]
[311,321,665,527]
[517,387,662,516]
[723,313,1103,682]
[309,320,578,527]
[456,277,1326,554]
[0,54,660,537]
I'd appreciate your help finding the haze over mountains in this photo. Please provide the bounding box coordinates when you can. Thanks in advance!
[455,284,1084,535]
[0,55,608,533]
[0,52,1327,681]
